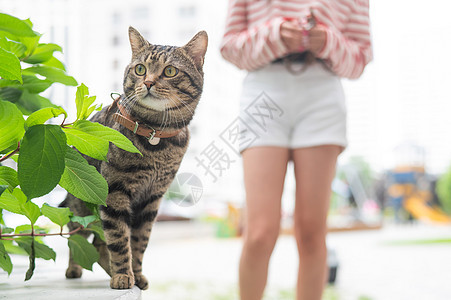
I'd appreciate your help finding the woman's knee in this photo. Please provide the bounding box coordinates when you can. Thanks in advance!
[243,224,280,256]
[293,218,327,254]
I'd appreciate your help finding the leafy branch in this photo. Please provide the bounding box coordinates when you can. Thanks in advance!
[1,225,84,238]
[0,143,19,163]
[0,13,138,280]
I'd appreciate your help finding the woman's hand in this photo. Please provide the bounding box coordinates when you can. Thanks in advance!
[308,24,327,55]
[280,21,327,55]
[280,20,304,54]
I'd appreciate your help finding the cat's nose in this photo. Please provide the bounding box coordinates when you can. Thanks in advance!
[144,81,154,89]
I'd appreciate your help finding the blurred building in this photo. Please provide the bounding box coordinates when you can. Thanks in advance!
[0,0,211,108]
[2,0,451,208]
[341,0,451,175]
[0,0,245,205]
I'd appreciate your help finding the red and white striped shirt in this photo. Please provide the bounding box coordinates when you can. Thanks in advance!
[220,0,373,79]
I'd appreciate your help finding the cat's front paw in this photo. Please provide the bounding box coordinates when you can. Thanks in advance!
[134,274,149,290]
[65,265,82,279]
[110,274,135,289]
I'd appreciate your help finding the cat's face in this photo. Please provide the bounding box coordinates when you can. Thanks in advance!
[122,27,207,129]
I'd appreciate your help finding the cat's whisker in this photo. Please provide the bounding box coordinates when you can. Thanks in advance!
[168,97,187,129]
[165,101,171,129]
[127,99,139,115]
[164,99,174,129]
[123,95,139,115]
[164,105,171,132]
[174,97,193,120]
[160,105,169,132]
[116,94,137,115]
[176,97,195,115]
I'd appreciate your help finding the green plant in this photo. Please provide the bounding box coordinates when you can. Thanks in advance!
[0,13,141,280]
[436,166,451,215]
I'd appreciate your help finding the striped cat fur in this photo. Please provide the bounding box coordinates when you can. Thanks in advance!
[60,27,208,290]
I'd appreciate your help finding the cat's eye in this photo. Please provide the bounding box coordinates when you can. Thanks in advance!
[135,64,146,76]
[163,66,178,78]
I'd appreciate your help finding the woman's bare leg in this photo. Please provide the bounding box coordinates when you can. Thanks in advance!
[292,145,341,300]
[240,147,290,300]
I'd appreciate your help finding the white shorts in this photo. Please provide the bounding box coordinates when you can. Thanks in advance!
[238,61,347,153]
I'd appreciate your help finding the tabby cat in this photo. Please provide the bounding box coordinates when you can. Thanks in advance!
[60,27,208,290]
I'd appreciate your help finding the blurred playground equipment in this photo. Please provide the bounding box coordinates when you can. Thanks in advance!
[327,159,383,232]
[387,166,451,223]
[215,203,241,238]
[386,143,451,224]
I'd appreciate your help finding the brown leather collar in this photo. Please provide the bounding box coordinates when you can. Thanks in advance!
[109,94,182,141]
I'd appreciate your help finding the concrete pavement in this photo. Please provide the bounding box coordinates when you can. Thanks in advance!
[1,221,451,299]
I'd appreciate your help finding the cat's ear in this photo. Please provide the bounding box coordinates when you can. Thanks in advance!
[129,26,148,55]
[183,31,208,69]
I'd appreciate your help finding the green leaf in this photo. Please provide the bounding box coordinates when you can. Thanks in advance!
[25,244,35,281]
[17,236,37,281]
[41,203,72,227]
[0,166,19,191]
[20,201,41,224]
[13,188,40,224]
[0,13,38,37]
[42,56,65,71]
[0,189,22,215]
[0,189,42,224]
[0,47,22,83]
[67,235,99,271]
[75,83,98,120]
[0,37,26,58]
[0,87,22,103]
[85,202,101,219]
[0,225,13,234]
[0,78,20,88]
[17,35,41,59]
[73,120,141,155]
[24,43,62,64]
[2,239,27,256]
[21,75,53,94]
[16,237,56,261]
[18,90,56,115]
[25,107,67,127]
[85,103,101,118]
[63,127,109,161]
[59,147,108,205]
[14,224,47,235]
[0,240,13,275]
[0,17,41,59]
[0,185,7,196]
[0,100,25,152]
[18,124,67,199]
[24,66,77,86]
[88,221,105,242]
[70,215,98,228]
[9,154,18,163]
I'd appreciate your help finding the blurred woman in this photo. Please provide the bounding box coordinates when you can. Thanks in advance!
[220,1,372,299]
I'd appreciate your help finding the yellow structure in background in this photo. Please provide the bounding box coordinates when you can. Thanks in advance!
[404,196,451,223]
[388,165,451,224]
